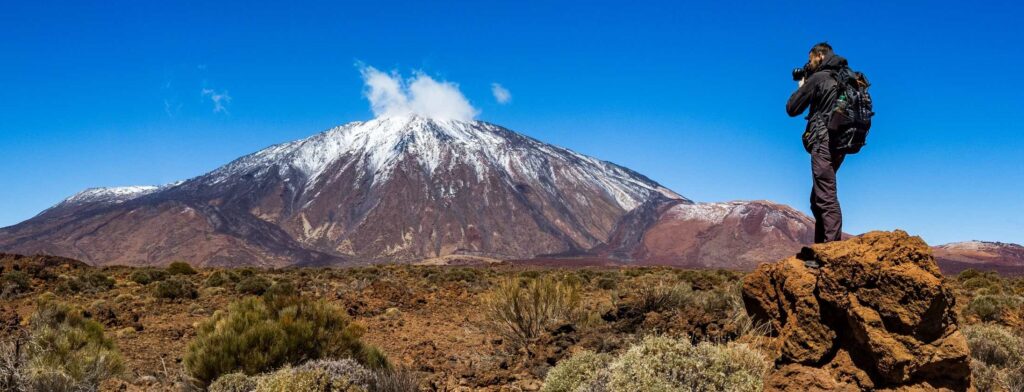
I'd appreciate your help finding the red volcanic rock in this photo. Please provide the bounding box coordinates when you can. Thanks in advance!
[744,231,972,391]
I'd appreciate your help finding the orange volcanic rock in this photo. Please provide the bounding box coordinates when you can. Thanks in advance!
[743,231,972,391]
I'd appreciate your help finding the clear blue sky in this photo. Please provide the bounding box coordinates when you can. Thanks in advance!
[1,1,1021,245]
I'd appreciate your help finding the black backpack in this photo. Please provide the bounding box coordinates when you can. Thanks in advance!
[826,67,874,154]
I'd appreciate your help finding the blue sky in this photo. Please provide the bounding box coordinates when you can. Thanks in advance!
[1,1,1021,245]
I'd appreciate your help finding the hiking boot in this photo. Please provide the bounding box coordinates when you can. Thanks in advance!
[796,246,820,268]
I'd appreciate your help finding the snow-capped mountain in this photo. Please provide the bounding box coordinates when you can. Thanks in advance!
[0,116,686,267]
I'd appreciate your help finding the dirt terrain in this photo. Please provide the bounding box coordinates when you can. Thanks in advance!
[2,247,1022,391]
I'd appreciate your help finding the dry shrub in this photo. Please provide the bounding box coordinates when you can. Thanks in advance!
[964,323,1024,392]
[153,276,199,300]
[208,358,417,392]
[483,275,581,346]
[56,271,115,294]
[964,294,1024,323]
[1,271,31,299]
[184,293,383,386]
[545,336,770,392]
[129,268,169,285]
[167,261,198,275]
[0,294,124,392]
[540,350,613,392]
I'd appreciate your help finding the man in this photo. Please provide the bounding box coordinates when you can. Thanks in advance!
[786,42,849,244]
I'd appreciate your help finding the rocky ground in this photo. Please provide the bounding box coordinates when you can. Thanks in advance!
[1,232,1022,391]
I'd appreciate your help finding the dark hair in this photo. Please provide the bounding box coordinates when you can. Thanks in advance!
[810,42,834,58]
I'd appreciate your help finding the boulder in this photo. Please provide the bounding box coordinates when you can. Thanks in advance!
[743,230,972,391]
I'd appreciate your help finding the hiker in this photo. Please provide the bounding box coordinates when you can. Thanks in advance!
[786,42,872,244]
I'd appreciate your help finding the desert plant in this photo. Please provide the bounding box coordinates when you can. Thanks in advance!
[167,261,198,275]
[0,330,30,392]
[236,275,273,296]
[483,275,581,346]
[20,294,124,391]
[541,350,613,392]
[129,268,168,285]
[206,270,240,288]
[596,276,618,290]
[963,323,1024,392]
[208,358,414,392]
[184,294,382,385]
[964,323,1024,367]
[1,271,31,299]
[606,336,770,392]
[630,278,693,313]
[55,271,115,294]
[371,368,420,392]
[963,294,1024,322]
[208,372,257,392]
[153,276,199,300]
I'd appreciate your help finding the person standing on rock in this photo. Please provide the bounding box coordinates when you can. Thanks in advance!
[786,42,852,244]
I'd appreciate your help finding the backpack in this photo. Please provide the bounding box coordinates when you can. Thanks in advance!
[825,67,874,154]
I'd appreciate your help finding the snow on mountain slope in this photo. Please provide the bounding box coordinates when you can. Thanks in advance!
[58,186,160,206]
[200,116,680,211]
[1,116,685,266]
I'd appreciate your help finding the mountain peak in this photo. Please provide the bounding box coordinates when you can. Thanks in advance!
[4,118,684,266]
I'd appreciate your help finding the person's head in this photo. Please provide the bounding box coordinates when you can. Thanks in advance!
[808,42,833,70]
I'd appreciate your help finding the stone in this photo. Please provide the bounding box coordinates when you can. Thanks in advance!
[744,231,972,391]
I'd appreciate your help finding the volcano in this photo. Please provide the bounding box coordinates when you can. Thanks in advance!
[0,116,691,267]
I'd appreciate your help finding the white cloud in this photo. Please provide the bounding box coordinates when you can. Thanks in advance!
[201,88,231,114]
[359,65,478,121]
[491,83,511,104]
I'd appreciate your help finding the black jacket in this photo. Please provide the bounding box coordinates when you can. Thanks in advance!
[787,54,848,150]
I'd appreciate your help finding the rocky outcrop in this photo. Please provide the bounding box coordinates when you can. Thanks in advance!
[743,230,972,391]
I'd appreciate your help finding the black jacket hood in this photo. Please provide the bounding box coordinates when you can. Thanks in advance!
[816,54,848,72]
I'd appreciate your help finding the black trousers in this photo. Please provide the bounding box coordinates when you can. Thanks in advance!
[810,137,846,243]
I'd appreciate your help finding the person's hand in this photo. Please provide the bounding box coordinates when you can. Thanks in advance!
[798,78,805,88]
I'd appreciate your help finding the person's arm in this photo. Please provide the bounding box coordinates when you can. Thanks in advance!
[786,76,816,117]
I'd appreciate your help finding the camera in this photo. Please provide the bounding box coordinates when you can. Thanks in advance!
[792,66,809,81]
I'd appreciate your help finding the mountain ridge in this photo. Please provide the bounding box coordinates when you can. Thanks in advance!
[0,116,687,266]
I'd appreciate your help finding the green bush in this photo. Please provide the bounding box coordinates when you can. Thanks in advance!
[596,276,618,290]
[21,294,124,391]
[152,276,198,300]
[426,268,483,285]
[630,278,693,313]
[1,270,32,298]
[206,270,240,288]
[963,294,1024,322]
[483,275,581,346]
[541,351,613,392]
[545,336,770,392]
[957,268,983,282]
[56,271,115,294]
[167,261,198,275]
[236,275,273,296]
[129,268,168,285]
[184,295,382,385]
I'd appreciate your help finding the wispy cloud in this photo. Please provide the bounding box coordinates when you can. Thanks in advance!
[201,88,231,114]
[491,83,511,104]
[163,99,182,118]
[358,65,478,121]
